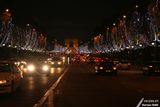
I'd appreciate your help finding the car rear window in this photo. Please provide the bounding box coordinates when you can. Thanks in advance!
[0,63,11,72]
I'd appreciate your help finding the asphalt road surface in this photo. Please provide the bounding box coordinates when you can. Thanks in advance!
[54,63,160,107]
[0,67,65,107]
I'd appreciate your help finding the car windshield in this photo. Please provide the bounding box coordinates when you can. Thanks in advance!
[0,63,11,72]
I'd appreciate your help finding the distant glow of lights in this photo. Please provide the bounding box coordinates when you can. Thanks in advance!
[121,48,124,50]
[28,77,34,90]
[0,0,159,53]
[27,24,30,26]
[42,65,49,71]
[50,68,55,74]
[67,57,70,64]
[0,80,7,84]
[41,76,47,85]
[126,46,130,49]
[151,42,155,46]
[123,15,126,18]
[5,9,9,12]
[57,68,62,73]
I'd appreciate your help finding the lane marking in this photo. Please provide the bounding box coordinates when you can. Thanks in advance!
[136,98,144,107]
[50,67,68,90]
[34,67,69,107]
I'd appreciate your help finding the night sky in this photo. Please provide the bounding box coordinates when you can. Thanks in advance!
[0,0,150,43]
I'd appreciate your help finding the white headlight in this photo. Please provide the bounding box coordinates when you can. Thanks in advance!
[42,65,49,71]
[58,62,61,65]
[51,62,54,64]
[100,67,103,69]
[27,64,35,72]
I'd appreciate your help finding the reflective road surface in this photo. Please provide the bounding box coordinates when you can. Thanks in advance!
[0,67,65,107]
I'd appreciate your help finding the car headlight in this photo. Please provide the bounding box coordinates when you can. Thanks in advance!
[0,80,7,84]
[58,62,61,65]
[42,65,49,71]
[51,62,54,64]
[113,67,117,70]
[100,67,103,69]
[27,64,35,72]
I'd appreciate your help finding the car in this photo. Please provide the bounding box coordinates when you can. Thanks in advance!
[0,61,23,94]
[46,57,63,67]
[94,61,117,75]
[143,61,160,76]
[24,62,50,75]
[117,60,131,70]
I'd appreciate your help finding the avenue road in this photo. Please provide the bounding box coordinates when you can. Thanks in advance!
[0,67,65,107]
[54,64,160,107]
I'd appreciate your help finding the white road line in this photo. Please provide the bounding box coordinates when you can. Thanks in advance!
[34,67,69,107]
[136,98,144,107]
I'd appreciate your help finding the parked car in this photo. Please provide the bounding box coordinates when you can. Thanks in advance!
[94,61,117,75]
[0,61,23,94]
[117,60,131,70]
[143,61,160,76]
